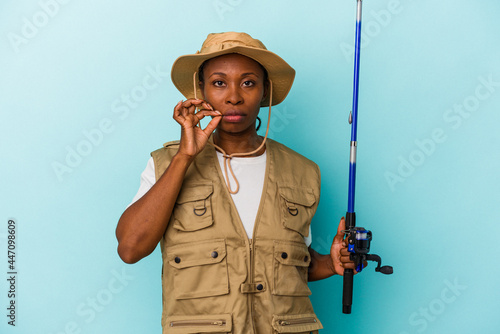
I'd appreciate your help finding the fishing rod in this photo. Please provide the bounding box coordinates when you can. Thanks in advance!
[342,0,393,314]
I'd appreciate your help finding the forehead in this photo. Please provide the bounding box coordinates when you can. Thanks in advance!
[203,53,265,75]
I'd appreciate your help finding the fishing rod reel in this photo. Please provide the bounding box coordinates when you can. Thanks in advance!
[343,213,393,275]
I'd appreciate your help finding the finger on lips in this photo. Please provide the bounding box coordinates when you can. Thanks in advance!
[195,109,222,119]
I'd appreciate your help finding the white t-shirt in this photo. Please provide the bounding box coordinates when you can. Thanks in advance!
[129,151,312,246]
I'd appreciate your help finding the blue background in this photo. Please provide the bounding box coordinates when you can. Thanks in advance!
[1,0,499,333]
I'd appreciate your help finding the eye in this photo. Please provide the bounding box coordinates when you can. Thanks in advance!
[242,80,255,87]
[212,80,225,87]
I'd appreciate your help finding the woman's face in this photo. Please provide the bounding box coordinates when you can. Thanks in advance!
[200,53,267,135]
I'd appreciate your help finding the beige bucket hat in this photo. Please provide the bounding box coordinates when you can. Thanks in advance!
[171,31,295,107]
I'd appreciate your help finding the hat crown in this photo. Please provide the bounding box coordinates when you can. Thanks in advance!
[197,32,267,55]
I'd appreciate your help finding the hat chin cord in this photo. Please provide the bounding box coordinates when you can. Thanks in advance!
[193,71,273,194]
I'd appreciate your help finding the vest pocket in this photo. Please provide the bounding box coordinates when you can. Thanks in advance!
[167,239,229,300]
[173,183,214,232]
[278,186,316,237]
[273,241,312,296]
[272,313,323,333]
[166,313,232,333]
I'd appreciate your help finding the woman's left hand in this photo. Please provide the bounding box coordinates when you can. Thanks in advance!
[330,217,361,276]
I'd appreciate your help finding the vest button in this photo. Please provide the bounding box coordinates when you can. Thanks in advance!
[174,257,181,264]
[211,251,218,258]
[304,255,309,262]
[256,284,264,291]
[281,252,288,259]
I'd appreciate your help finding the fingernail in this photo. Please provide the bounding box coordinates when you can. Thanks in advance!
[177,100,183,106]
[215,110,222,115]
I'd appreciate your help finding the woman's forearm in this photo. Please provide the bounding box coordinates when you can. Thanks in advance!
[115,153,193,264]
[308,247,336,281]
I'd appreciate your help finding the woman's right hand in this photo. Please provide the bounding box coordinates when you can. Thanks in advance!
[173,99,222,160]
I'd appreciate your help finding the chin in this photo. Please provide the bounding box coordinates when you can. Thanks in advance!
[217,124,255,135]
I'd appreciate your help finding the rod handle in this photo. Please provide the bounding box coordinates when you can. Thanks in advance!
[342,268,354,314]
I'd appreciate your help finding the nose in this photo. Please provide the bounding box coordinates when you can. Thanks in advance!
[226,84,243,105]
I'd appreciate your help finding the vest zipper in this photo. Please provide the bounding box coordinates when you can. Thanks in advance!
[248,237,257,333]
[248,238,255,285]
[169,319,226,327]
[249,238,253,280]
[278,317,317,326]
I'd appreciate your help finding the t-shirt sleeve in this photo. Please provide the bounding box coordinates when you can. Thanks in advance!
[304,225,312,247]
[127,157,156,208]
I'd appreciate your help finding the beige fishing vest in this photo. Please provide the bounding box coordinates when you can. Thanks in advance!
[152,138,323,334]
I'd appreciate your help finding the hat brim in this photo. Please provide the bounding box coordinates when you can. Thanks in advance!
[171,45,295,107]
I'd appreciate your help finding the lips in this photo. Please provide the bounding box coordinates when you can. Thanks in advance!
[222,110,246,122]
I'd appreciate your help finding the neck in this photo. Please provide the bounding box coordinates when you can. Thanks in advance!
[213,128,265,156]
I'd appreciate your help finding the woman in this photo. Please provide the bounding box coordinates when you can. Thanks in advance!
[116,32,356,334]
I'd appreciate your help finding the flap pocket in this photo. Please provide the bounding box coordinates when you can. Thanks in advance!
[176,184,213,204]
[272,313,323,333]
[273,241,311,297]
[166,313,232,333]
[168,239,227,269]
[279,186,316,207]
[167,239,229,300]
[279,186,317,237]
[274,242,311,267]
[173,183,214,232]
